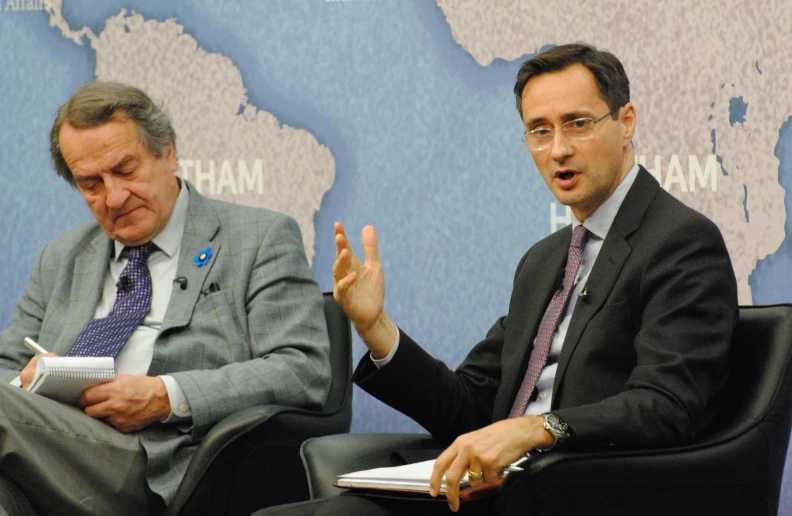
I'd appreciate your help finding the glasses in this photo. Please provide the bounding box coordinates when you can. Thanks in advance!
[523,106,621,152]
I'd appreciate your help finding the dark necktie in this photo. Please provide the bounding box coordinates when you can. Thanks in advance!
[509,225,589,418]
[68,242,156,357]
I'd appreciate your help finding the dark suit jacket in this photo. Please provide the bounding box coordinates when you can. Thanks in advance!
[355,168,738,450]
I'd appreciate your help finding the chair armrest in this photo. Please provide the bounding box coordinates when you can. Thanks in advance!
[496,432,770,516]
[515,427,766,489]
[301,433,442,500]
[166,404,351,516]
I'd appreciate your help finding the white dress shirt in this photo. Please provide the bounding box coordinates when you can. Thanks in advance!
[100,182,192,422]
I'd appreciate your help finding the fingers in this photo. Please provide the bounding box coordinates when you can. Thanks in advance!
[332,247,350,283]
[429,449,453,497]
[78,381,112,409]
[332,223,363,285]
[20,352,56,389]
[332,223,379,293]
[332,271,357,303]
[430,446,469,513]
[360,225,381,264]
[334,222,349,259]
[467,457,485,487]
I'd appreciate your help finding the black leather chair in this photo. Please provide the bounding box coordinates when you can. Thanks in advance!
[165,292,353,516]
[0,293,352,516]
[300,304,792,516]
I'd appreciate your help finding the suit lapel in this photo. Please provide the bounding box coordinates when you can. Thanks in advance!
[56,233,113,354]
[552,168,660,400]
[160,184,222,334]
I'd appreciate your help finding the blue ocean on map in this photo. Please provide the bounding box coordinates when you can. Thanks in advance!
[1,4,791,512]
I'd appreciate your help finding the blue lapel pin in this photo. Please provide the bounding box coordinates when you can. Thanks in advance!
[194,247,213,267]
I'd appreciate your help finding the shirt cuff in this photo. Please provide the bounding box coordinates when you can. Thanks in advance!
[9,376,21,388]
[371,327,401,369]
[159,375,193,423]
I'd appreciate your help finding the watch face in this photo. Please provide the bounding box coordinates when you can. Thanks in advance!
[545,413,570,439]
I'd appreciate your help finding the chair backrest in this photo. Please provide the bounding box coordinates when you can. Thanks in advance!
[708,304,792,513]
[166,292,353,516]
[710,305,792,433]
[322,292,354,423]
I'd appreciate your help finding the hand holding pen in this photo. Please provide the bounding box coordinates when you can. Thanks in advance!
[20,337,55,389]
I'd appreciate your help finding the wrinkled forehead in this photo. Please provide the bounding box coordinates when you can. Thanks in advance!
[59,117,144,171]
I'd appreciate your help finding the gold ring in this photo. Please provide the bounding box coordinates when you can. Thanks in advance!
[467,469,483,480]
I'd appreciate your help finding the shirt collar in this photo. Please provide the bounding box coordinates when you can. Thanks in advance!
[572,163,640,240]
[112,180,190,261]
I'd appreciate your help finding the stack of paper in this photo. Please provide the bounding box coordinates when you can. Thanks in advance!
[337,459,463,494]
[336,457,526,496]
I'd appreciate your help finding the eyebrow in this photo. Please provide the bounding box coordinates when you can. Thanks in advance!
[72,154,137,186]
[110,155,137,174]
[524,111,596,128]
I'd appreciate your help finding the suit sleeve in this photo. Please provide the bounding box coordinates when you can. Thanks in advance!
[353,251,535,444]
[0,244,50,382]
[169,215,331,439]
[554,214,738,449]
[354,324,504,445]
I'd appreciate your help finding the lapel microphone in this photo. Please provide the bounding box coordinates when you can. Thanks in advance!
[578,288,591,302]
[173,277,189,290]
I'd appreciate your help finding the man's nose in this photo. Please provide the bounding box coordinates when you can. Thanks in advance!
[549,129,574,162]
[104,179,130,209]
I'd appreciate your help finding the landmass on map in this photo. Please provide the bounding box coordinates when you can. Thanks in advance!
[43,0,335,263]
[436,0,789,303]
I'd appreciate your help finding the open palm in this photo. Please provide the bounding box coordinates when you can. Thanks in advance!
[333,223,386,334]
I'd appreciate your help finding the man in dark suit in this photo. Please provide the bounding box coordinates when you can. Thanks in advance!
[0,81,330,516]
[260,43,738,516]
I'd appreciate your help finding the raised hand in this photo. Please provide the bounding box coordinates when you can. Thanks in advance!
[332,222,397,357]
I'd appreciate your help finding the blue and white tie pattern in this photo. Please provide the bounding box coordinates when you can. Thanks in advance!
[68,242,156,357]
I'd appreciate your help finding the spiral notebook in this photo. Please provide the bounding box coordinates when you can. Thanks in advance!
[25,356,117,404]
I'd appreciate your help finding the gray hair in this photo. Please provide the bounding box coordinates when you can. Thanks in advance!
[50,81,176,186]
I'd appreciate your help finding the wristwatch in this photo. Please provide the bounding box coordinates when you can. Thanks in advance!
[538,413,573,451]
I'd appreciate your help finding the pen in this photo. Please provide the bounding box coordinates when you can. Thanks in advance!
[504,455,530,473]
[23,337,48,355]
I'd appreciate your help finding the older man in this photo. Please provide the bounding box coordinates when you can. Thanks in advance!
[256,43,738,516]
[0,81,330,515]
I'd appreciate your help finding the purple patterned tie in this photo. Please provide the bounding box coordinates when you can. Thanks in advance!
[509,225,589,418]
[68,243,156,357]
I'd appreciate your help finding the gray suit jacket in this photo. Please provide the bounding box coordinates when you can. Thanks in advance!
[0,182,331,503]
[356,168,738,451]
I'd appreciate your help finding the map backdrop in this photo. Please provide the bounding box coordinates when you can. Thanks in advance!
[1,1,789,512]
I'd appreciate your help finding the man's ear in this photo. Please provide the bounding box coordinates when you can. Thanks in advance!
[620,102,637,146]
[165,142,178,172]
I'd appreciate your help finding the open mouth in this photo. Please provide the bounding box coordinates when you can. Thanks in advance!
[557,171,575,180]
